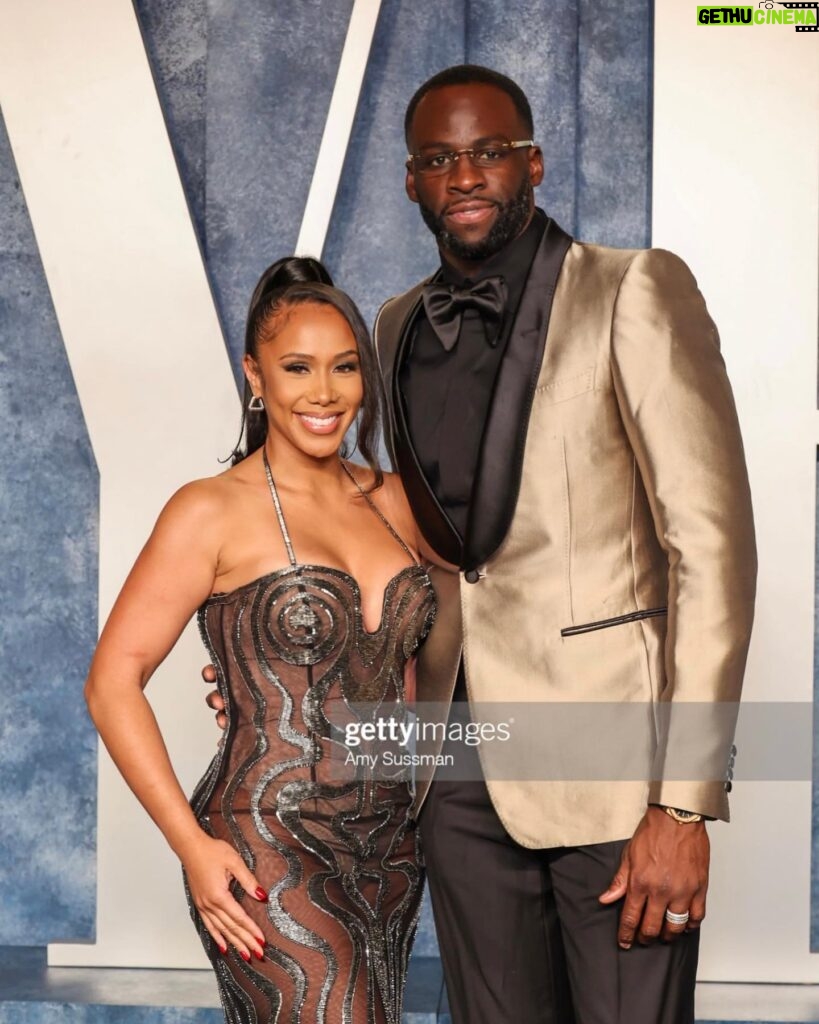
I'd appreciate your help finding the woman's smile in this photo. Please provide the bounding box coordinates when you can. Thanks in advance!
[295,411,343,435]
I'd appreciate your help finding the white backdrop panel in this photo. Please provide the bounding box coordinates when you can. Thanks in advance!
[653,0,819,983]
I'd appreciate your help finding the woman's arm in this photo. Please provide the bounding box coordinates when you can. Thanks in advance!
[84,480,267,961]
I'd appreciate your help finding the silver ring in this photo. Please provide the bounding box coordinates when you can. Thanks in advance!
[665,909,690,926]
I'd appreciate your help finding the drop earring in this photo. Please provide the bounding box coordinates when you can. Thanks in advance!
[248,395,265,411]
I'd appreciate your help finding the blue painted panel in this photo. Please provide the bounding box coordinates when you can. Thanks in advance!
[0,115,98,942]
[0,947,442,1020]
[205,0,356,374]
[326,0,652,331]
[322,0,466,327]
[466,0,580,235]
[468,0,652,246]
[0,1008,223,1024]
[412,887,439,958]
[577,0,653,246]
[134,0,208,250]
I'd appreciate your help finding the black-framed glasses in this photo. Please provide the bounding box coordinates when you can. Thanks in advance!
[406,140,534,177]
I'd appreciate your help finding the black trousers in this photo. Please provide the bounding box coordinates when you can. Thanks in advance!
[420,767,699,1024]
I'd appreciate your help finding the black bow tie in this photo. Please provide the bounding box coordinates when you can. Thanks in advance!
[421,275,508,351]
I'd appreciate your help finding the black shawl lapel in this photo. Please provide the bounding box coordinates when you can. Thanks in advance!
[462,218,573,571]
[375,282,464,566]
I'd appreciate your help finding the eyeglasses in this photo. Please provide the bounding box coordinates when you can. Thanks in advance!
[406,140,534,177]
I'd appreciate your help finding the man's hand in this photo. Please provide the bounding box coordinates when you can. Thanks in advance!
[203,664,227,730]
[598,805,709,949]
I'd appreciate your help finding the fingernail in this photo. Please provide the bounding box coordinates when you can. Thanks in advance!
[255,887,268,901]
[254,949,264,961]
[218,944,227,955]
[240,950,251,963]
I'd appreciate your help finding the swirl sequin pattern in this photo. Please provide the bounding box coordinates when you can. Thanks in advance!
[186,459,436,1024]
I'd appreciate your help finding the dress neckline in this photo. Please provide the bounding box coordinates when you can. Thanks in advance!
[261,450,419,569]
[206,453,426,633]
[204,562,428,636]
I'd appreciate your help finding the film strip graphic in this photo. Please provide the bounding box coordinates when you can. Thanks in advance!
[776,1,819,31]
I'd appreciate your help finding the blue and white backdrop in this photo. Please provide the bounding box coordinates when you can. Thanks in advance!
[0,0,816,985]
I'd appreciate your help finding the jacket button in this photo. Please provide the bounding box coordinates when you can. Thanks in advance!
[464,569,481,584]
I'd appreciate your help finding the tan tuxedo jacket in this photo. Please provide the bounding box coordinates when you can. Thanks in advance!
[374,220,756,848]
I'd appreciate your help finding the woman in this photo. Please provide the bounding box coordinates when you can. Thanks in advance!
[85,257,436,1023]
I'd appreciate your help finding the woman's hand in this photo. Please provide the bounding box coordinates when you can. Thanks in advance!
[182,832,268,962]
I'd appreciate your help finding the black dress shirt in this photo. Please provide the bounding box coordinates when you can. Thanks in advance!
[399,209,546,702]
[399,208,546,541]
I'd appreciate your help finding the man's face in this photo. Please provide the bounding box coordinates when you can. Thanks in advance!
[405,82,544,266]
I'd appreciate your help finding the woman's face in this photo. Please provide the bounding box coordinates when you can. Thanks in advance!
[244,302,364,462]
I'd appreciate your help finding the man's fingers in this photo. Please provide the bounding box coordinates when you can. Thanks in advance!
[205,689,225,712]
[599,845,630,904]
[635,894,671,945]
[201,663,217,683]
[207,687,228,731]
[616,890,646,950]
[660,900,691,943]
[686,890,707,931]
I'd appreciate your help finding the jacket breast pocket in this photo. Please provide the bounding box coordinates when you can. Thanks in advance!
[536,366,595,404]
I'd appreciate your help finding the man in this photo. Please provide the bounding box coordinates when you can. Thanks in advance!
[372,65,755,1024]
[209,65,756,1023]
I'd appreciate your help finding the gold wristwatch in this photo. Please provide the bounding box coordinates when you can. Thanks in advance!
[655,804,703,824]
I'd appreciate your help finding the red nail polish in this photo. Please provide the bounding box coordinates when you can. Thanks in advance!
[240,950,251,963]
[218,944,227,955]
[254,949,264,961]
[255,887,268,901]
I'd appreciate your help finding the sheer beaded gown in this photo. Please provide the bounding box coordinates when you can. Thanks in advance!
[187,456,436,1024]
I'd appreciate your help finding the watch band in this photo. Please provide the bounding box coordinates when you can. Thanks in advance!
[656,804,703,824]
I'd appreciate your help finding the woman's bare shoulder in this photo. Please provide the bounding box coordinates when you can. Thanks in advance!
[165,451,261,515]
[154,466,245,543]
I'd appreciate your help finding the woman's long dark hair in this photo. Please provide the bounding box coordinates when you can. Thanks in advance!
[230,256,383,490]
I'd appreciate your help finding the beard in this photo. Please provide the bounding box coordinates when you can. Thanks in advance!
[418,177,533,263]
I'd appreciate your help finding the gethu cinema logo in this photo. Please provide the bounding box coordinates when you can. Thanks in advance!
[697,3,818,28]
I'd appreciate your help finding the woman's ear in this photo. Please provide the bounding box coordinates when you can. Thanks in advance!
[243,354,262,397]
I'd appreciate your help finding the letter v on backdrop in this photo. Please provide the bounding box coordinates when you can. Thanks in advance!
[0,0,379,968]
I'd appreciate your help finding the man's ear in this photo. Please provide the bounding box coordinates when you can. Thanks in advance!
[405,164,419,205]
[528,145,544,188]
